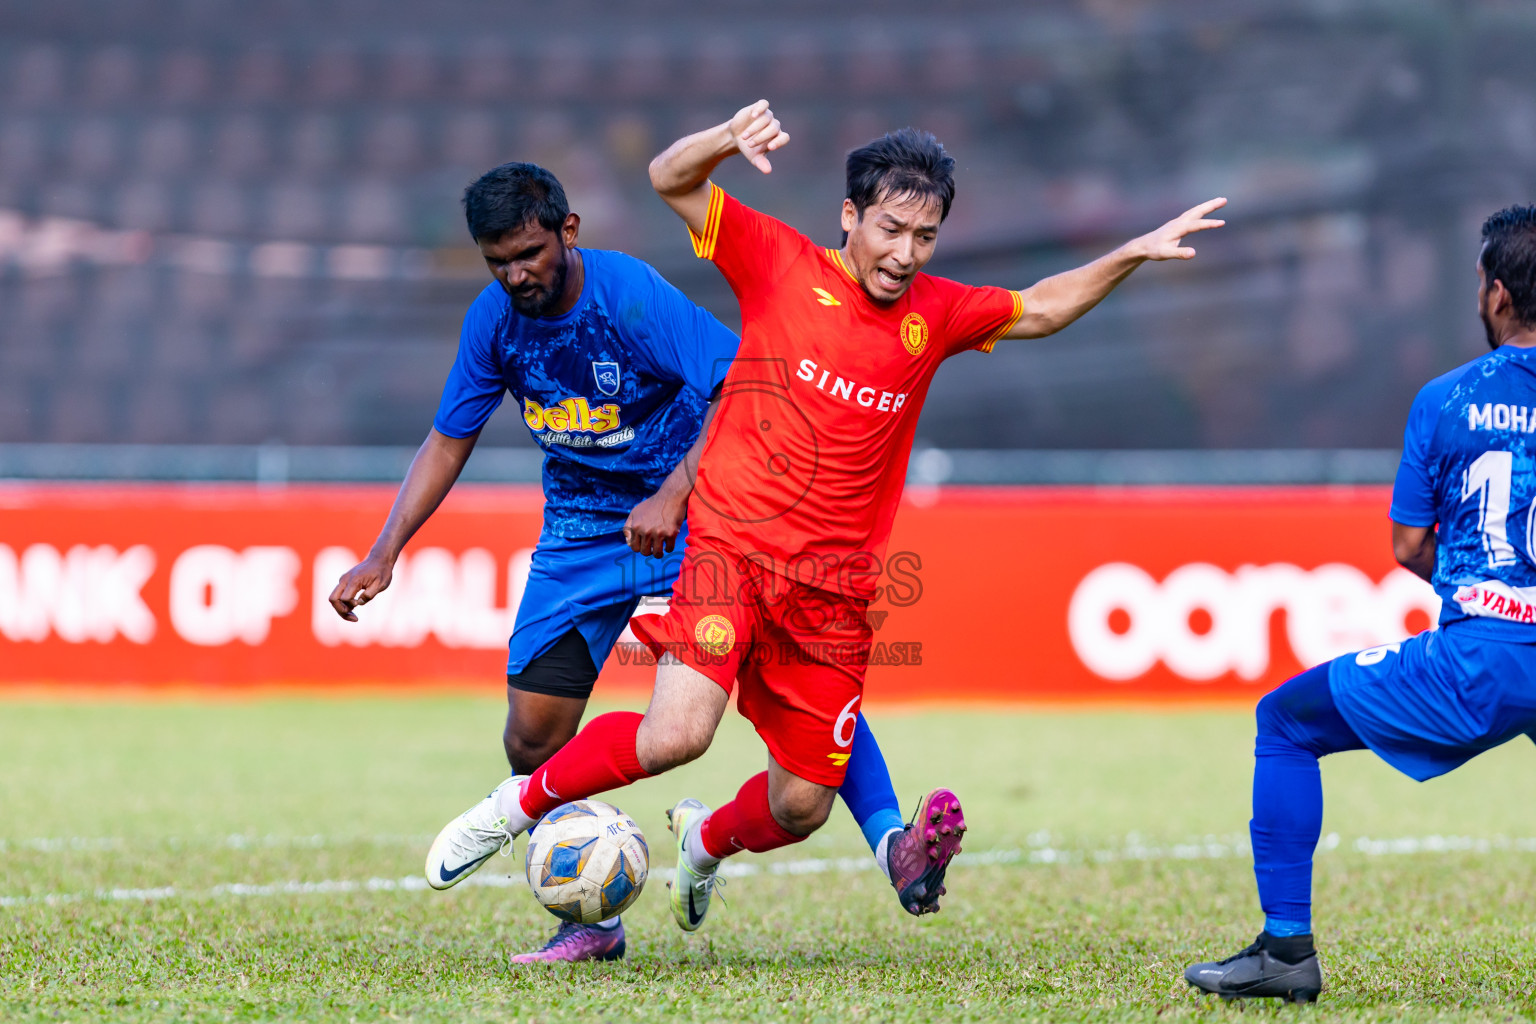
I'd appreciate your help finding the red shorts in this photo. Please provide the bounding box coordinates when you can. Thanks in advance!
[629,537,872,787]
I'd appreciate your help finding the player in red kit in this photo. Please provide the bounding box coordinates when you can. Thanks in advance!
[480,99,1227,932]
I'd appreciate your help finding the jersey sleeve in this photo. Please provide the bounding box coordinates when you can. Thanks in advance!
[936,277,1026,356]
[620,256,741,399]
[1389,381,1443,527]
[432,284,508,438]
[689,184,801,301]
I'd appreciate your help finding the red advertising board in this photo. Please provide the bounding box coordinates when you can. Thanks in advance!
[0,483,1433,700]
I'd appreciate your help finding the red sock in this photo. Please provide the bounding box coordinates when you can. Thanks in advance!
[519,711,650,820]
[698,771,806,859]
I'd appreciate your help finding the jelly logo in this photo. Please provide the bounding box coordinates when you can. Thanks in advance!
[1068,562,1439,681]
[522,396,621,434]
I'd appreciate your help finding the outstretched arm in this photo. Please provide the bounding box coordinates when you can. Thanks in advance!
[624,399,719,558]
[648,100,791,235]
[1002,198,1228,340]
[327,428,478,619]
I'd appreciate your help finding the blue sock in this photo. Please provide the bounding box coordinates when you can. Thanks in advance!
[1250,662,1365,938]
[838,713,905,855]
[1251,734,1321,936]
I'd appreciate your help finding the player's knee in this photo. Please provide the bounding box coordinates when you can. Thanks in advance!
[502,726,562,776]
[768,786,835,837]
[1255,688,1290,739]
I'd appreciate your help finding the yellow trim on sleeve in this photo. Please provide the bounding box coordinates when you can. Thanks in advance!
[688,183,726,260]
[978,290,1026,353]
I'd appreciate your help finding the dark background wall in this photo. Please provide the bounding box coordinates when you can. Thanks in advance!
[1,0,1532,450]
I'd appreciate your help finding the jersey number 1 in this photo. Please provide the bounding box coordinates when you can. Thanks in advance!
[1463,449,1522,568]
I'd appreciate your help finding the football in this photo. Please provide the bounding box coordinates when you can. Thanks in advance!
[525,799,649,924]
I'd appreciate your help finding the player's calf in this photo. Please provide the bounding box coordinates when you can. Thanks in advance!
[634,656,729,773]
[766,765,838,836]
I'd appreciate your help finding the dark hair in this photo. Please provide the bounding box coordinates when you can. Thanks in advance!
[462,162,569,242]
[1481,205,1536,327]
[845,128,956,223]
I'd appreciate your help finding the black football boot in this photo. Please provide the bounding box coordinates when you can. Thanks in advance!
[1185,931,1323,1003]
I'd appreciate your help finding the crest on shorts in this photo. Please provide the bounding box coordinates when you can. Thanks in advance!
[592,361,621,396]
[899,312,929,356]
[695,614,736,657]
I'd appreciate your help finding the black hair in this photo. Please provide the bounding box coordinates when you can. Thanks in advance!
[462,162,569,242]
[845,128,956,224]
[1481,205,1536,327]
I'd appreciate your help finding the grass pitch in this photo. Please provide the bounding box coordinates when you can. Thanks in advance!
[4,695,1536,1022]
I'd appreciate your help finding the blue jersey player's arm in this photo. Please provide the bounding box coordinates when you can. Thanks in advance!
[618,258,739,556]
[1389,380,1445,583]
[329,286,506,619]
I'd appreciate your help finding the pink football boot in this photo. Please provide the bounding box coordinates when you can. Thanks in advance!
[885,788,966,915]
[509,920,626,964]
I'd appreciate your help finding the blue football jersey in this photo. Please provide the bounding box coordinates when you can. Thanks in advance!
[1392,344,1536,637]
[434,248,739,537]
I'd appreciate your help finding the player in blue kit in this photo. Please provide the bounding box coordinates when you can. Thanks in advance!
[327,162,962,962]
[1185,206,1536,1002]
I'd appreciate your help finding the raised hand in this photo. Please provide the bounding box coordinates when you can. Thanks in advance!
[1135,197,1228,261]
[728,99,791,174]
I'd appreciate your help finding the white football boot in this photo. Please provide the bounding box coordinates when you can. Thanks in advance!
[425,775,528,890]
[665,797,724,931]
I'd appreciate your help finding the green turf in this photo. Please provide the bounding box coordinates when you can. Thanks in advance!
[4,696,1536,1022]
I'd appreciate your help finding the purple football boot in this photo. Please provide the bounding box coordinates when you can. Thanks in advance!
[886,788,966,915]
[509,920,626,964]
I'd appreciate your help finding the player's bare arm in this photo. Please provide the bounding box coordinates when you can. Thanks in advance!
[1003,197,1228,339]
[648,99,789,234]
[327,428,478,620]
[1391,521,1437,582]
[623,398,719,558]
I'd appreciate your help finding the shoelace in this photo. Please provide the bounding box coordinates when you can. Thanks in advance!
[1216,939,1264,965]
[692,869,726,907]
[450,817,513,862]
[542,921,588,952]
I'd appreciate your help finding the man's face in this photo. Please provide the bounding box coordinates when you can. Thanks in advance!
[478,213,577,318]
[840,192,943,303]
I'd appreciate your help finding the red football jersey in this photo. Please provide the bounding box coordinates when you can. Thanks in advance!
[687,185,1023,599]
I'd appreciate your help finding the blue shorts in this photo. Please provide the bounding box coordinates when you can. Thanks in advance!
[1328,623,1536,781]
[507,527,686,678]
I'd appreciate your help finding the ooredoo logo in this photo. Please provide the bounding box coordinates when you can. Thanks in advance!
[1067,562,1439,682]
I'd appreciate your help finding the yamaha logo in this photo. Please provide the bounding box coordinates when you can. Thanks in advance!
[899,312,928,356]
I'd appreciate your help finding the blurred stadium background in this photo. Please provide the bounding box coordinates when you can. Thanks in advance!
[3,0,1531,465]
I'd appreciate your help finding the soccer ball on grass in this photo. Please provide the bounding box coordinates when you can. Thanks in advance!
[525,799,649,923]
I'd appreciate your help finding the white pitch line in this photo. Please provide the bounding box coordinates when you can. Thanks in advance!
[0,834,432,853]
[3,832,1534,910]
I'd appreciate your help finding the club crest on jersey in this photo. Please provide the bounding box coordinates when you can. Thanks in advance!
[899,312,929,356]
[694,614,736,657]
[592,361,621,397]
